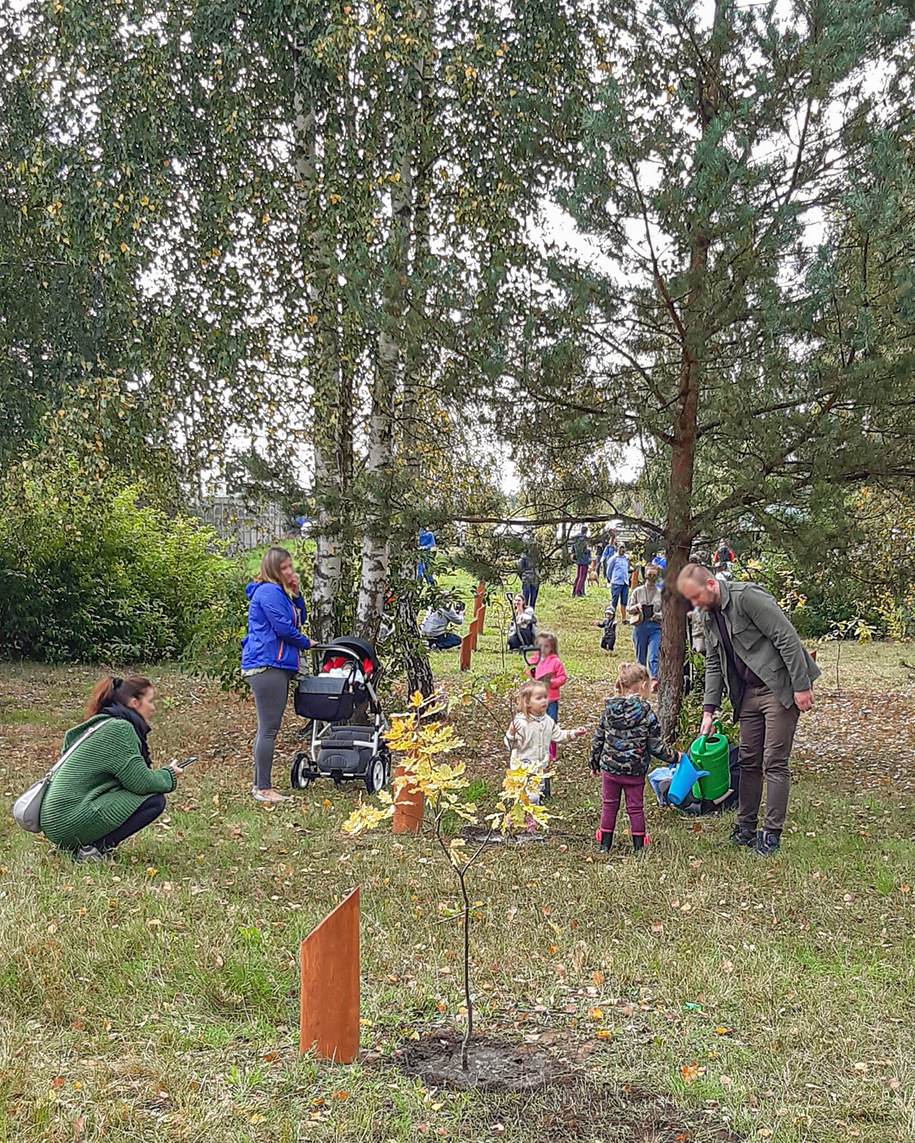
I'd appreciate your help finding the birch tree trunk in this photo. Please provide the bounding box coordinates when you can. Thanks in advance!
[353,150,410,637]
[354,4,431,644]
[292,54,344,646]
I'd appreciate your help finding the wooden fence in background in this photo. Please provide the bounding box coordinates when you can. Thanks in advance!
[195,496,295,553]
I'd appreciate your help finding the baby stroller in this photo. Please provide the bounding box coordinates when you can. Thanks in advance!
[289,637,391,795]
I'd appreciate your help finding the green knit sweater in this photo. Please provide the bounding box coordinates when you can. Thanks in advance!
[40,715,177,849]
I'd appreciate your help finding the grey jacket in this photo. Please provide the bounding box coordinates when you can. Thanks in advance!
[700,580,820,712]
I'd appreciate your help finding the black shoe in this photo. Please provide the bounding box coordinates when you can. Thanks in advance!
[597,831,613,852]
[632,834,646,852]
[752,830,781,857]
[730,824,756,849]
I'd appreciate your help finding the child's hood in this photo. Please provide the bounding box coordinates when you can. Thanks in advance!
[604,695,651,730]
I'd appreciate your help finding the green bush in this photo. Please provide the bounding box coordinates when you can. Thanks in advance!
[740,548,887,640]
[0,460,245,665]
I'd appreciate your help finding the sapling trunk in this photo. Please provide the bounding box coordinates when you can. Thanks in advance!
[458,866,472,1071]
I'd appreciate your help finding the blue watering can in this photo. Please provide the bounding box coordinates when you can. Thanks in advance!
[667,753,710,806]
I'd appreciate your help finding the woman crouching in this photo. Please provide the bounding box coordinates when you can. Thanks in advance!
[40,675,182,863]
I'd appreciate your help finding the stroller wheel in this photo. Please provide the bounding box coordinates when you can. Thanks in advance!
[364,755,387,795]
[291,751,313,790]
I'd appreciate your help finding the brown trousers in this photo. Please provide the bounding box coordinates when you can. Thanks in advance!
[737,683,800,834]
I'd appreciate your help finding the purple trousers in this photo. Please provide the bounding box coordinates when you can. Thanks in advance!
[600,772,646,835]
[573,564,588,595]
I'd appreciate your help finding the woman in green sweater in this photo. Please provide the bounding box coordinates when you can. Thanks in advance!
[41,675,183,863]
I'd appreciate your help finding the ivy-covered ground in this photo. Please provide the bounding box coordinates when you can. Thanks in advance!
[2,581,914,1142]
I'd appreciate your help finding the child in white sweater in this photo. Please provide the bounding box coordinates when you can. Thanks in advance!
[504,680,587,803]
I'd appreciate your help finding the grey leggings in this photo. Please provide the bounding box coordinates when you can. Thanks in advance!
[246,668,295,790]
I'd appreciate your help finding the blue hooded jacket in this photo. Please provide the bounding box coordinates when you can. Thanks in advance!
[241,582,310,672]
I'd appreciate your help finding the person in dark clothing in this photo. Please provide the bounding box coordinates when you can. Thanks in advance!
[518,550,541,609]
[677,564,820,857]
[570,530,591,596]
[588,661,683,853]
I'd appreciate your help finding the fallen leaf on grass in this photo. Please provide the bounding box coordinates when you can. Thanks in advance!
[680,1062,706,1084]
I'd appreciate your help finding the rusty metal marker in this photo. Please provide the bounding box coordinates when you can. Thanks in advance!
[392,764,424,835]
[299,889,359,1062]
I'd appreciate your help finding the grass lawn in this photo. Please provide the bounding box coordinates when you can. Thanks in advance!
[1,578,914,1142]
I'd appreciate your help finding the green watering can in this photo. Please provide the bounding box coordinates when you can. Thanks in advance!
[688,722,731,801]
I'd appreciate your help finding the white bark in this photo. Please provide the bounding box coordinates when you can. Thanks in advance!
[293,61,344,645]
[354,21,424,638]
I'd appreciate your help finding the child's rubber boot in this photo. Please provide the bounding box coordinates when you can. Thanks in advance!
[540,777,551,801]
[632,834,647,853]
[596,829,613,852]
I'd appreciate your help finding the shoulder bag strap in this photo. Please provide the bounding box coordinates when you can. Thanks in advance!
[44,718,109,783]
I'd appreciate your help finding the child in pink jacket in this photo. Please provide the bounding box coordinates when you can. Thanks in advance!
[528,630,567,787]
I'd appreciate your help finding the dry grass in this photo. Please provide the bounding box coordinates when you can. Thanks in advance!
[1,586,915,1142]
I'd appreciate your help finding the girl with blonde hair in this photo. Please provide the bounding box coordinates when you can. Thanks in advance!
[505,679,587,805]
[588,662,683,853]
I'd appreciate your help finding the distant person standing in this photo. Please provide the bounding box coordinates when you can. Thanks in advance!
[605,544,630,620]
[628,563,663,679]
[594,529,613,571]
[677,564,820,857]
[570,529,591,597]
[598,532,616,581]
[417,528,437,583]
[713,538,735,572]
[518,549,541,609]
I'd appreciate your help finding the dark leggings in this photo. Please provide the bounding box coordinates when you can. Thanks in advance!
[247,668,295,789]
[95,794,166,853]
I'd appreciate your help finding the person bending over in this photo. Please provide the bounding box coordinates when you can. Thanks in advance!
[677,563,819,856]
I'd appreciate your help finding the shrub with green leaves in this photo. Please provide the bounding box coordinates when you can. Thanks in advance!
[0,459,245,666]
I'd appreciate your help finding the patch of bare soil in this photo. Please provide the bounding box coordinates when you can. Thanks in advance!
[392,1034,743,1142]
[397,1032,562,1090]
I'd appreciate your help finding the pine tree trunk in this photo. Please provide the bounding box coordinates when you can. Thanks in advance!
[656,2,723,739]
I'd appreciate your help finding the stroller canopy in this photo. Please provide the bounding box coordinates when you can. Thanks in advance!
[320,636,381,679]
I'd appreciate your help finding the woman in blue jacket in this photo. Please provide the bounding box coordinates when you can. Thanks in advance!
[241,546,311,803]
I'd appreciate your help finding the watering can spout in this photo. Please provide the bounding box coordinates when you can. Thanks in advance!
[667,754,710,806]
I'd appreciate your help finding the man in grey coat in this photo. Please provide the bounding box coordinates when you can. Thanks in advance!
[677,564,820,856]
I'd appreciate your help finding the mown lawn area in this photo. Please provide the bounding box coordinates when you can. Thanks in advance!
[1,580,914,1142]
